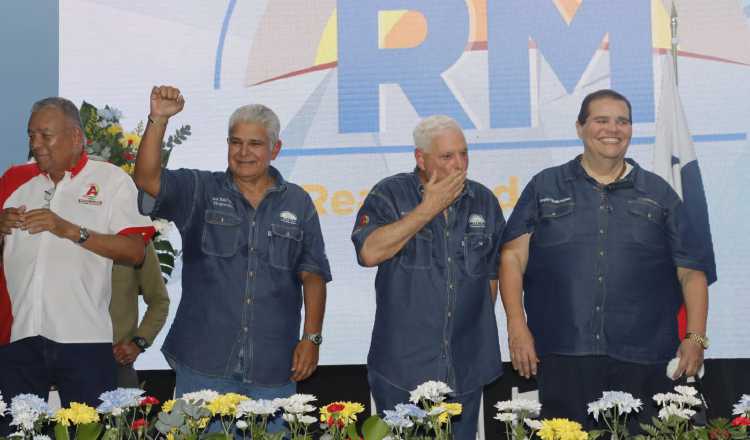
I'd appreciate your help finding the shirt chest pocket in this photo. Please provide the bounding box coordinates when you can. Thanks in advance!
[399,229,433,270]
[268,223,304,270]
[202,210,242,257]
[532,199,575,247]
[626,199,667,248]
[462,232,493,277]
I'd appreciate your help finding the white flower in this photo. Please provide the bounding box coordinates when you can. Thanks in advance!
[298,414,317,424]
[9,394,52,431]
[279,394,317,415]
[674,386,698,397]
[732,394,750,416]
[409,381,453,403]
[282,413,297,423]
[182,389,219,404]
[235,420,248,430]
[32,436,52,440]
[152,219,173,236]
[524,418,543,430]
[658,404,695,421]
[587,400,608,421]
[427,406,446,416]
[494,413,517,423]
[494,399,541,416]
[237,399,280,417]
[0,393,6,416]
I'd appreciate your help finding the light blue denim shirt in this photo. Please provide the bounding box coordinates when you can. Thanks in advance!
[140,166,331,386]
[502,157,706,364]
[352,171,504,394]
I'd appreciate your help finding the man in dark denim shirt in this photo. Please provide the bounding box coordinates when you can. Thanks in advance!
[500,90,709,428]
[133,86,331,414]
[352,115,504,440]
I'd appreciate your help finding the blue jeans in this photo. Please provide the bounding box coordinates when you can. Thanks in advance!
[173,361,296,433]
[0,336,116,436]
[367,370,482,440]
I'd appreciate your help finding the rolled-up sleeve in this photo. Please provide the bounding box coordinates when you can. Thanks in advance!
[351,186,399,266]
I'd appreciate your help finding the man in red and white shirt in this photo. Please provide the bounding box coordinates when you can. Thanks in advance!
[0,97,154,434]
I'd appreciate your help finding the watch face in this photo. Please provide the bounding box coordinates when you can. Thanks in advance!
[311,334,322,345]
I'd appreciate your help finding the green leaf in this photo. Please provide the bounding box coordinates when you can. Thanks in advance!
[54,423,71,440]
[201,432,232,440]
[361,415,390,440]
[76,422,104,440]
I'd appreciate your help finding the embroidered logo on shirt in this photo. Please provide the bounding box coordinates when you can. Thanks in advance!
[279,211,298,225]
[469,214,486,228]
[211,196,234,209]
[358,214,369,226]
[78,183,103,206]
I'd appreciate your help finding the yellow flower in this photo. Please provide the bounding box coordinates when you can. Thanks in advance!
[537,418,588,440]
[320,401,365,425]
[436,402,462,424]
[120,132,141,148]
[107,124,123,136]
[162,399,176,413]
[206,393,248,416]
[120,163,134,175]
[55,402,99,427]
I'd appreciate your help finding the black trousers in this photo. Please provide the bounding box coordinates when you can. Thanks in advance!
[0,336,116,436]
[537,354,675,432]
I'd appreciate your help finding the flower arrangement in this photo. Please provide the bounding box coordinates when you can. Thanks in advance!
[380,380,463,440]
[587,391,642,440]
[494,398,543,440]
[2,384,748,440]
[78,102,189,282]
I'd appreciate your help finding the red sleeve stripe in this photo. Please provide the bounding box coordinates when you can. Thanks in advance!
[118,226,157,243]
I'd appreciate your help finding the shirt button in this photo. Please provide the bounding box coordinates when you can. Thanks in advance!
[249,271,255,278]
[447,312,452,318]
[595,306,601,312]
[250,247,255,253]
[595,334,600,340]
[599,251,605,257]
[447,257,452,263]
[251,221,256,226]
[246,298,252,304]
[597,276,603,283]
[445,231,450,237]
[449,284,454,290]
[599,229,605,235]
[600,205,605,210]
[243,327,248,332]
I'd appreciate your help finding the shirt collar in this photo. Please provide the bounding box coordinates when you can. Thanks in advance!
[36,151,89,180]
[564,155,646,192]
[224,165,288,194]
[411,167,475,199]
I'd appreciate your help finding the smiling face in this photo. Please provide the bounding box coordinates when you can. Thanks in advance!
[28,106,83,181]
[576,97,633,162]
[415,128,469,182]
[226,122,281,182]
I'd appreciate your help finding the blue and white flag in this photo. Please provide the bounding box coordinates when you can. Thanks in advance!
[653,54,717,285]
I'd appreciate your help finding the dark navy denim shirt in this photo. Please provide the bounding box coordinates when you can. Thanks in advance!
[352,171,504,394]
[140,166,331,386]
[502,157,705,364]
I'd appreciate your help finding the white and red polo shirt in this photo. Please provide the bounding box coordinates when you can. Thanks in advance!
[0,153,155,345]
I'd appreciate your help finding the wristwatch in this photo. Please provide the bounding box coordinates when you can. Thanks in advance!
[685,332,709,350]
[131,336,150,352]
[77,226,90,244]
[302,332,323,346]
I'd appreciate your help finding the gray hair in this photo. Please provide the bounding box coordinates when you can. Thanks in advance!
[31,97,85,138]
[227,104,281,149]
[413,115,463,152]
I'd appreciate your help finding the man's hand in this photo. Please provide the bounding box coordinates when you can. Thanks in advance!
[290,340,319,382]
[421,169,466,215]
[673,340,704,379]
[1,206,26,235]
[508,321,539,379]
[20,208,75,238]
[113,341,142,366]
[150,85,185,121]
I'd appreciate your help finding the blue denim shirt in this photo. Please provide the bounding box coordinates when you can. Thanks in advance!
[140,166,331,386]
[502,157,705,364]
[352,171,504,394]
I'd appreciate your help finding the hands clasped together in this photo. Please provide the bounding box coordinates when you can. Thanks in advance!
[1,205,74,239]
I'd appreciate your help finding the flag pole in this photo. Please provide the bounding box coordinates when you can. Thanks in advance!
[670,2,679,85]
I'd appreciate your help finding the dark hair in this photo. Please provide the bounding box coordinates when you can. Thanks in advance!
[576,89,632,125]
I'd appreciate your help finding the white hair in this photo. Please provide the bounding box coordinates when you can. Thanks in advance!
[412,115,463,152]
[227,104,280,149]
